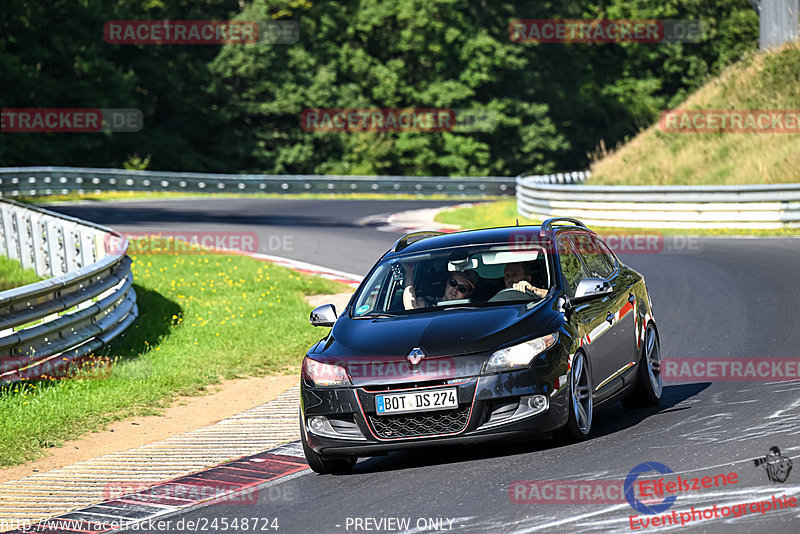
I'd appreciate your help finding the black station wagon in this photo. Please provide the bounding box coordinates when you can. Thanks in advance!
[300,218,661,473]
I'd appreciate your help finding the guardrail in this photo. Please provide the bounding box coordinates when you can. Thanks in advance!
[518,170,590,185]
[0,167,518,197]
[517,176,800,229]
[0,199,138,382]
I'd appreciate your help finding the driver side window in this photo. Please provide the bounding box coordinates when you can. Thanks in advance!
[558,236,589,298]
[571,233,613,279]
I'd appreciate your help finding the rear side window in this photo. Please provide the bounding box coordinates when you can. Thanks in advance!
[571,233,613,279]
[593,237,618,272]
[557,236,589,298]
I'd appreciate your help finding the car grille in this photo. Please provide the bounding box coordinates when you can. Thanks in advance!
[367,405,471,439]
[361,379,451,392]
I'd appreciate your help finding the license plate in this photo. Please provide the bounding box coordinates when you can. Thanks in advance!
[375,388,458,415]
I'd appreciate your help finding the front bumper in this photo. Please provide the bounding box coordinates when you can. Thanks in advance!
[301,368,570,456]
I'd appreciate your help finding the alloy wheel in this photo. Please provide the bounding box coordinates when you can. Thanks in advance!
[644,324,662,398]
[571,353,593,434]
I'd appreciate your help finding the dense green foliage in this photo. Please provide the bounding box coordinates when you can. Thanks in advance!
[1,0,757,175]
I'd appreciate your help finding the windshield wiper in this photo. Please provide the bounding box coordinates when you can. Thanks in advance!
[353,311,402,319]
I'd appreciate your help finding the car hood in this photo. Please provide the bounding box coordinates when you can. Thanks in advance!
[308,302,560,385]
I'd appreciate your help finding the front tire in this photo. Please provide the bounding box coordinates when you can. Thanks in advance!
[564,351,593,440]
[622,322,662,409]
[300,416,357,475]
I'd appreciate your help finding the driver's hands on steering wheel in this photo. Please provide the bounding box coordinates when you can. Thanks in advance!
[511,280,547,298]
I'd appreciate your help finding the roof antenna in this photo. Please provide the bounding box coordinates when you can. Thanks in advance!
[516,218,519,226]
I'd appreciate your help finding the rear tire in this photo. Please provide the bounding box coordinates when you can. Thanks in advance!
[622,323,662,409]
[563,351,593,441]
[300,416,357,475]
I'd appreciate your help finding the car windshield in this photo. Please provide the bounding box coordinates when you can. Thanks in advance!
[352,244,551,316]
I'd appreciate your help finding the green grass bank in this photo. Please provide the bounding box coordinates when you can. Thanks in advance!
[0,250,346,467]
[590,42,800,185]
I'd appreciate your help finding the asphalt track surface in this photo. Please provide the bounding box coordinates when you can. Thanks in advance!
[47,199,800,533]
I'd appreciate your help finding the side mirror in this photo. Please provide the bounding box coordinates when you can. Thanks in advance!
[571,278,612,306]
[310,304,337,327]
[563,278,612,317]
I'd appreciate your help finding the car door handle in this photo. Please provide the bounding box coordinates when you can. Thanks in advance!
[606,311,614,324]
[628,293,636,304]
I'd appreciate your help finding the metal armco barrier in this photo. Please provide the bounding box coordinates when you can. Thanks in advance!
[0,199,138,382]
[0,167,518,197]
[518,171,590,185]
[759,0,800,50]
[517,176,800,229]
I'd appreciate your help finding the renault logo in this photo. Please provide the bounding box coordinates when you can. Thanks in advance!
[407,347,426,366]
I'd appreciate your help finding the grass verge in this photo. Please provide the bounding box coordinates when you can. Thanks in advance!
[434,200,800,236]
[0,256,42,292]
[0,250,347,467]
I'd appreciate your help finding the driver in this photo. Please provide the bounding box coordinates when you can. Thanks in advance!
[402,265,477,310]
[503,262,548,298]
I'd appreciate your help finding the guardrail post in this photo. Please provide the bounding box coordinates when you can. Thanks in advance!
[0,206,7,257]
[2,206,18,261]
[30,213,49,276]
[63,222,80,271]
[80,228,96,266]
[45,219,65,277]
[93,234,107,261]
[15,210,34,270]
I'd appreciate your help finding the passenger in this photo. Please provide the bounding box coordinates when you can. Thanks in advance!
[503,262,548,298]
[402,264,477,310]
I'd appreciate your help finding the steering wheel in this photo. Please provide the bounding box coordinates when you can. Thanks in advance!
[488,287,536,302]
[497,287,525,295]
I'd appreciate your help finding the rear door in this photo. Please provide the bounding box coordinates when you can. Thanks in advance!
[571,233,634,395]
[557,234,612,393]
[594,236,639,367]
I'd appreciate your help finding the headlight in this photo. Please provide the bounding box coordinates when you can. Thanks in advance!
[483,333,558,374]
[302,357,351,387]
